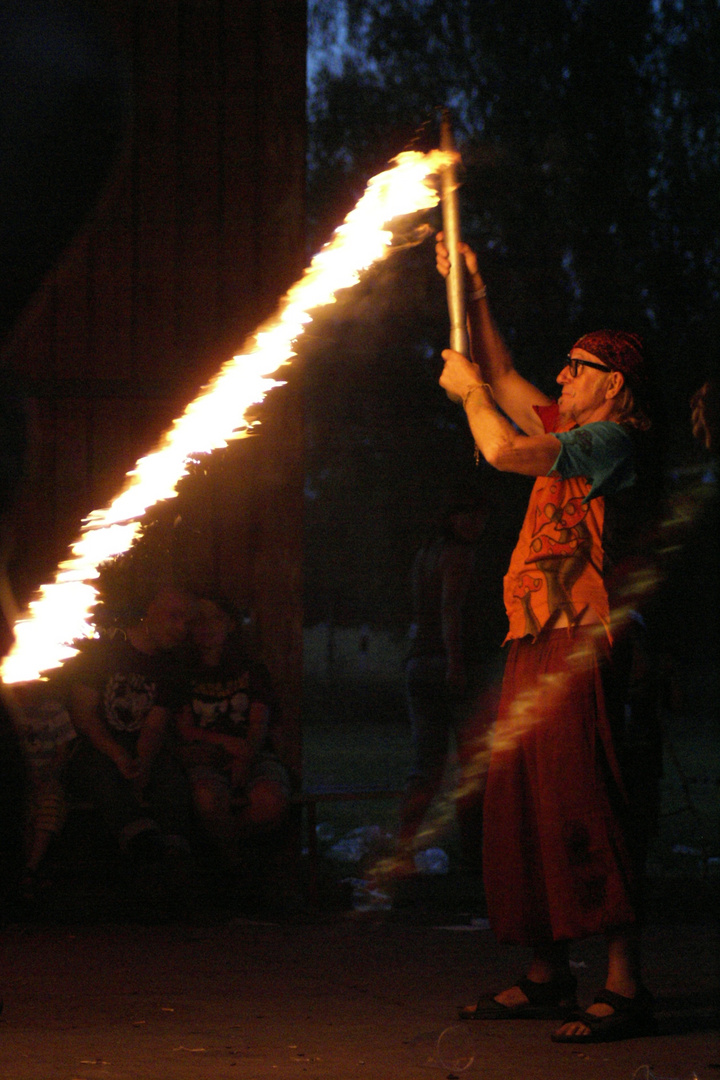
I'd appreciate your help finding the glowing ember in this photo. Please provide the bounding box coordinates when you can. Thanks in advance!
[1,150,453,684]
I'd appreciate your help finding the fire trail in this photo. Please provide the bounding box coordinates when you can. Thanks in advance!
[2,150,454,685]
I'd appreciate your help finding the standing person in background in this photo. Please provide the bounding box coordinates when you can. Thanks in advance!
[397,500,492,872]
[436,233,658,1044]
[690,379,719,454]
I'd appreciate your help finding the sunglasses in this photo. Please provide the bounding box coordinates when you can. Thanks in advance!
[565,356,613,377]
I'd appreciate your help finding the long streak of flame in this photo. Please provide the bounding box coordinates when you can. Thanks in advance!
[2,150,453,684]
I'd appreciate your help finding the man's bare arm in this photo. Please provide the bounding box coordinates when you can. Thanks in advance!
[440,355,561,476]
[135,705,169,788]
[68,682,140,779]
[436,234,552,435]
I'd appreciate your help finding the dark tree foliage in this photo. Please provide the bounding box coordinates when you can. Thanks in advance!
[301,0,720,631]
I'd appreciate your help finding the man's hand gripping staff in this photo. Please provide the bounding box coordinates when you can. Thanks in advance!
[435,235,569,479]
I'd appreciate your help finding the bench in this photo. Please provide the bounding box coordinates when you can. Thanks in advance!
[60,787,405,906]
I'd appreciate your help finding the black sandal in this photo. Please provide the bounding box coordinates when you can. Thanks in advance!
[551,987,656,1043]
[459,974,577,1021]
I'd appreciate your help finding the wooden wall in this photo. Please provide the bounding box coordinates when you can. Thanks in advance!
[1,0,307,769]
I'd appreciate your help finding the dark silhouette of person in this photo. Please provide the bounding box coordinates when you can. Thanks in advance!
[398,500,491,869]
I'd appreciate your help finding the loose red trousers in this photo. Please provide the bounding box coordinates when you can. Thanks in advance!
[483,628,637,946]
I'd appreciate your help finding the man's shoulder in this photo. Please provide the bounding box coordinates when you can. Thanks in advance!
[571,420,635,454]
[69,632,172,682]
[553,421,638,500]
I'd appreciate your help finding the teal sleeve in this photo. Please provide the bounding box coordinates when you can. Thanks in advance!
[549,422,636,501]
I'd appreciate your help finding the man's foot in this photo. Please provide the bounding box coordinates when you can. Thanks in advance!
[552,987,656,1043]
[459,974,577,1020]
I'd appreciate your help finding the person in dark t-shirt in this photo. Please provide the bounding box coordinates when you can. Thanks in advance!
[66,586,194,860]
[177,597,290,866]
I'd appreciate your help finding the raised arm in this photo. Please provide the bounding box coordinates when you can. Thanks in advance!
[436,233,552,435]
[439,355,562,477]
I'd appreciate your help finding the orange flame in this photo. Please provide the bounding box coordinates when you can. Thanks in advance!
[1,150,452,684]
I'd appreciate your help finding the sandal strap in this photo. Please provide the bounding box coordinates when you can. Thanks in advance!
[561,1007,598,1027]
[593,987,653,1015]
[516,975,577,1006]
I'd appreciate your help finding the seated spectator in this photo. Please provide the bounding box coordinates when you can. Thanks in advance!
[177,596,290,868]
[65,585,194,865]
[10,679,76,901]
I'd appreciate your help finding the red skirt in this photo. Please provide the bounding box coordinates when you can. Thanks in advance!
[483,628,637,946]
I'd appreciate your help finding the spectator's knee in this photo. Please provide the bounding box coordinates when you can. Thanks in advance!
[247,780,288,826]
[193,783,228,821]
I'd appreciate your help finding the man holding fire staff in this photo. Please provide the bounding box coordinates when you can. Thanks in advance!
[436,234,658,1043]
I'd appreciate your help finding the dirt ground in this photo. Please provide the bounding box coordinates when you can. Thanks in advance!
[1,895,718,1080]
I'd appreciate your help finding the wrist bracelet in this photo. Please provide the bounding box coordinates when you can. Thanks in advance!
[462,383,493,408]
[469,286,487,301]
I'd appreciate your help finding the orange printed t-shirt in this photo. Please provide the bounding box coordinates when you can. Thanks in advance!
[503,403,637,643]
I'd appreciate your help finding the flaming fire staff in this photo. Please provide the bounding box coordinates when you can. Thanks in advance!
[2,148,454,686]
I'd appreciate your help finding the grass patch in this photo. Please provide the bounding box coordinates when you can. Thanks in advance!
[301,675,412,842]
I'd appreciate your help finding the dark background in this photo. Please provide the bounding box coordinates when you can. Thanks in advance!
[0,0,306,766]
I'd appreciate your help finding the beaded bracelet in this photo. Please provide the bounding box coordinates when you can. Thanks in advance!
[469,286,487,300]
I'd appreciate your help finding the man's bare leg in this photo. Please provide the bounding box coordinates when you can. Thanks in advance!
[553,925,640,1038]
[492,941,571,1007]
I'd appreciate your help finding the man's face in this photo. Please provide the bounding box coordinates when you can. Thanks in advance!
[143,589,191,651]
[556,348,615,425]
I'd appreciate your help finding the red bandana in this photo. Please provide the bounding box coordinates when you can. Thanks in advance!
[573,330,646,390]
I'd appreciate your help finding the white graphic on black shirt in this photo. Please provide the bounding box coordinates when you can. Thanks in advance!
[104,672,157,732]
[192,691,250,735]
